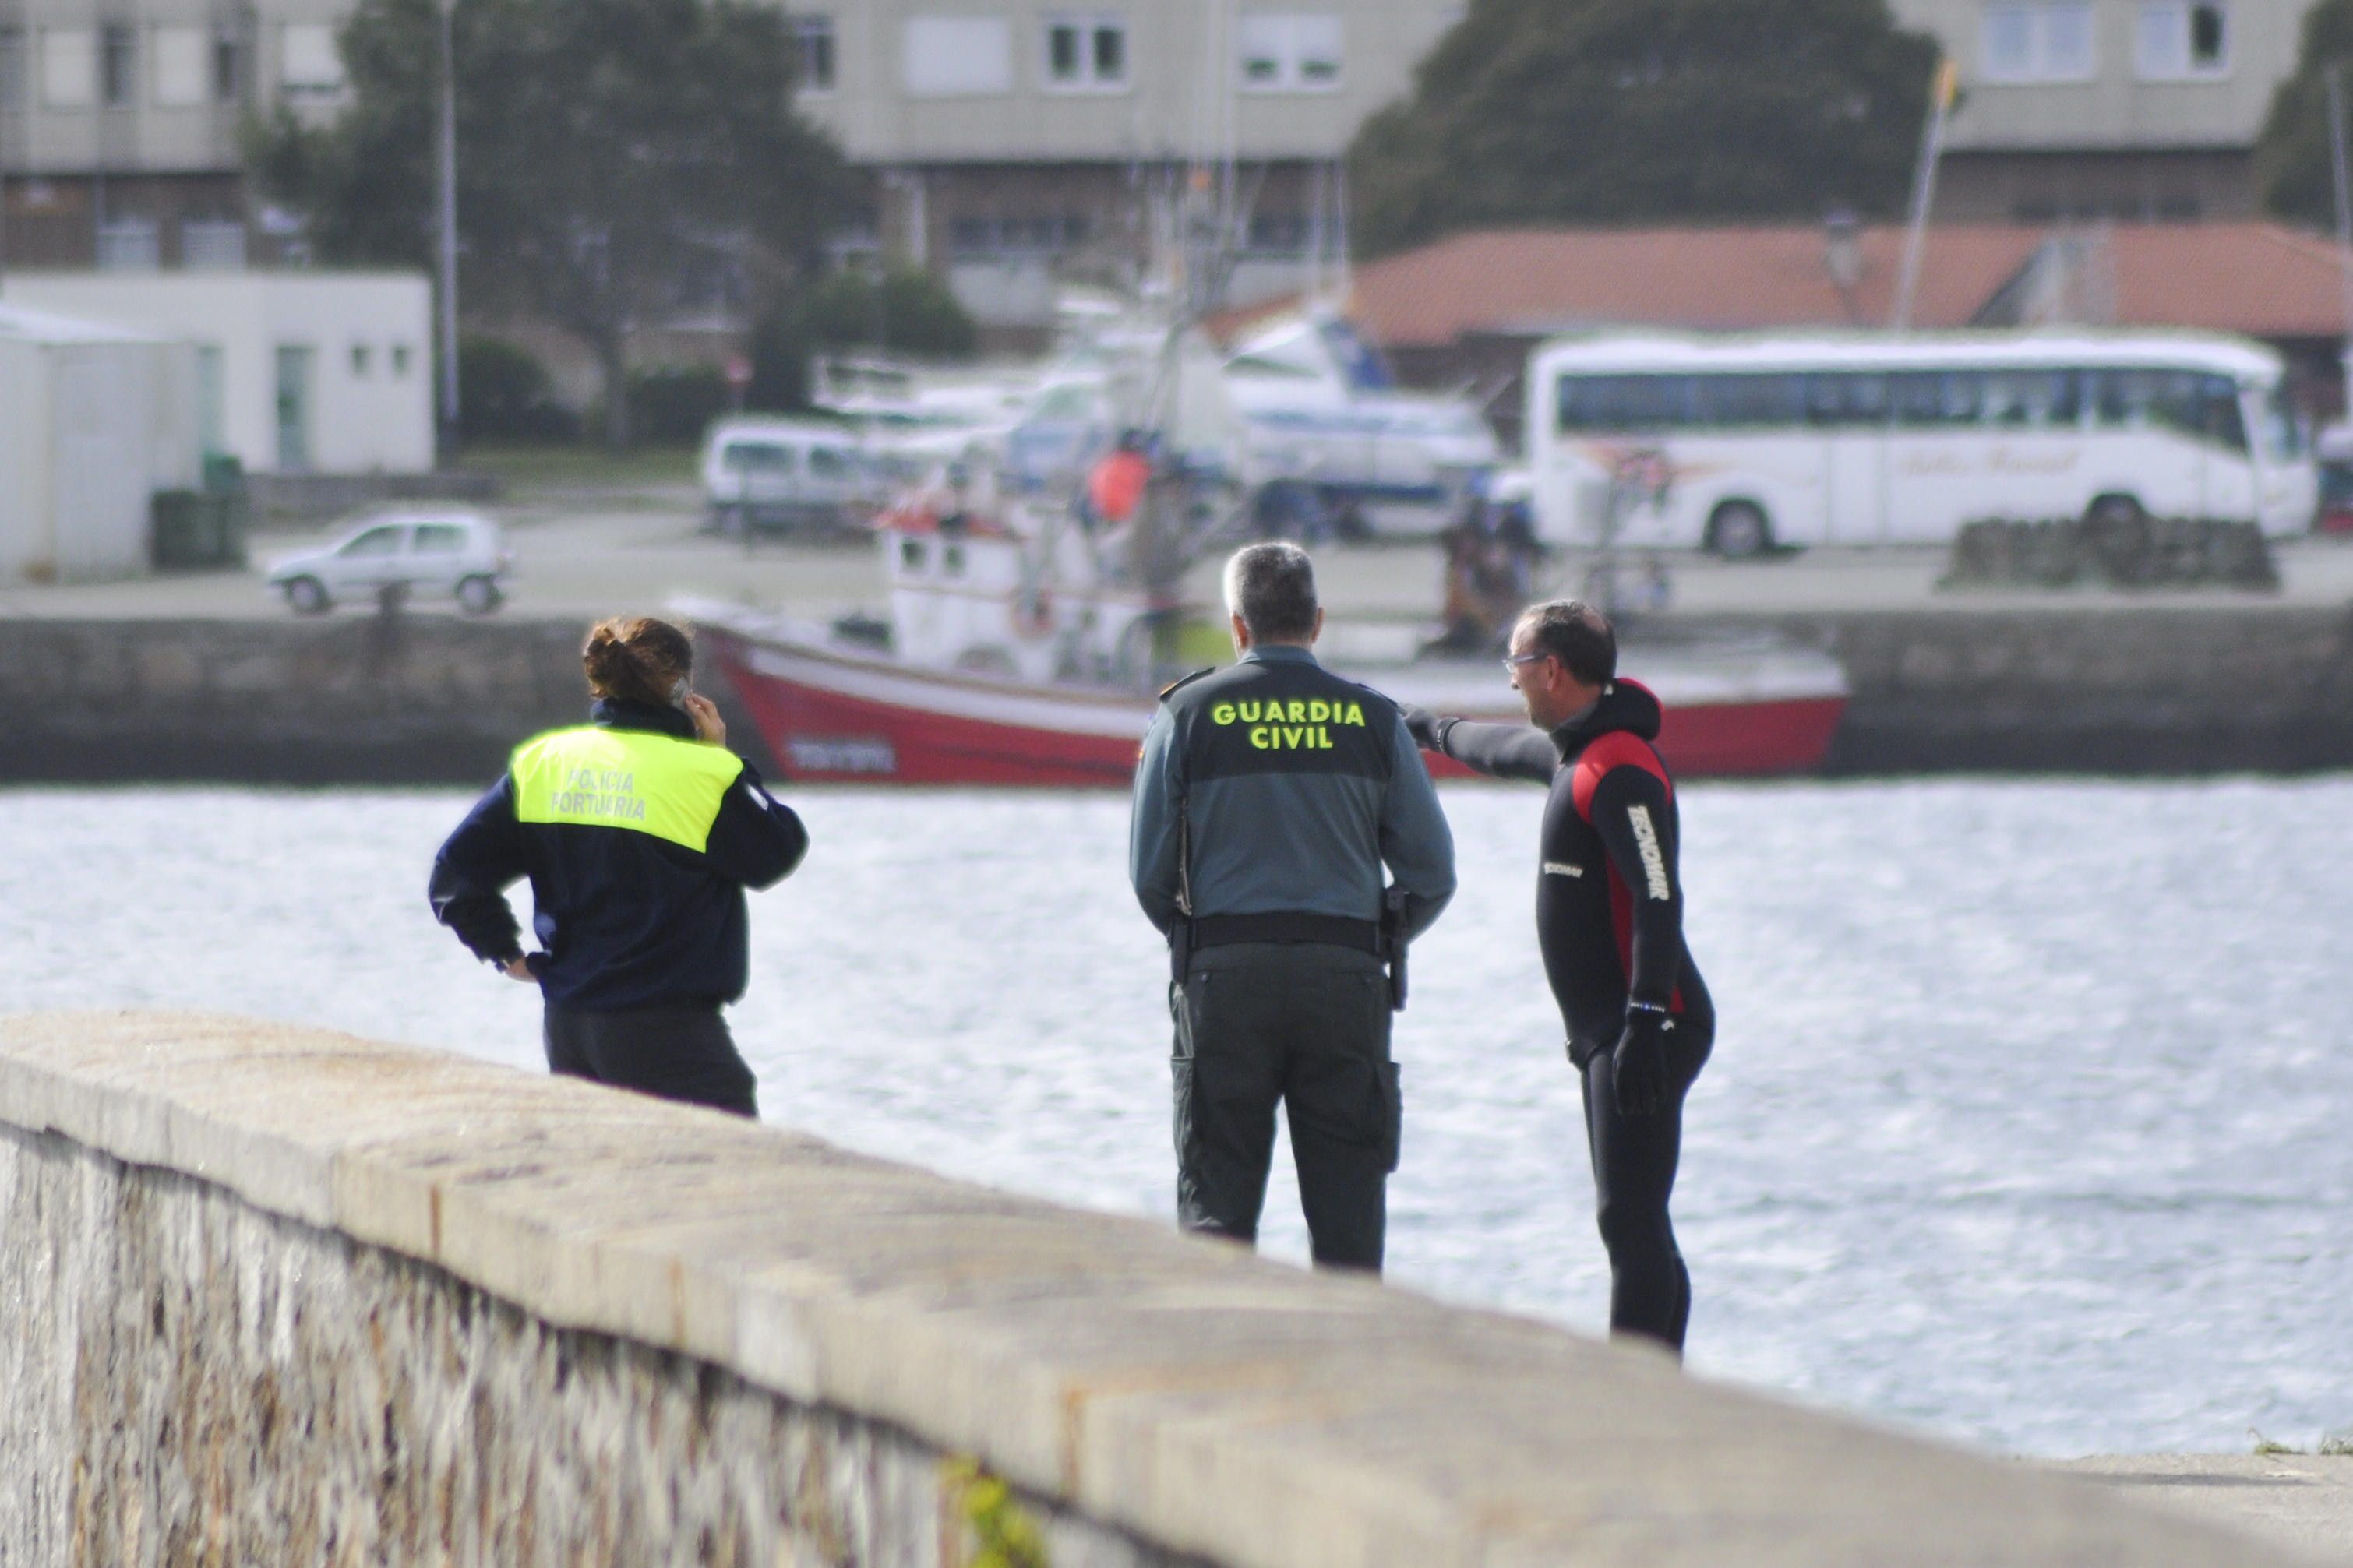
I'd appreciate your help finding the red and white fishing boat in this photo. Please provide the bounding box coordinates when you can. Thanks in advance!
[683,512,1846,786]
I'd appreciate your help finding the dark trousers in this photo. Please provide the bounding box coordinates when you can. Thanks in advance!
[1579,1018,1713,1355]
[543,1000,760,1119]
[1172,942,1399,1273]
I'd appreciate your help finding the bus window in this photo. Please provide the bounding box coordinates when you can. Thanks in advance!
[1557,374,1695,431]
[2196,375,2249,453]
[1984,371,2080,428]
[2263,384,2308,463]
[2089,369,2198,434]
[1693,373,1805,428]
[1890,372,1984,425]
[1805,372,1889,427]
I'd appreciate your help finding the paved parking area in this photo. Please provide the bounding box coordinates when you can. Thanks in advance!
[9,490,2353,625]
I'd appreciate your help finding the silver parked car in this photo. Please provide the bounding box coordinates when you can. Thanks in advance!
[267,513,512,615]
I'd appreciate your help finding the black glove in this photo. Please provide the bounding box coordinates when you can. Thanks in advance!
[1398,702,1445,752]
[1611,1009,1673,1117]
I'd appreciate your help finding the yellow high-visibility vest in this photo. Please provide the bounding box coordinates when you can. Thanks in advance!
[510,725,744,853]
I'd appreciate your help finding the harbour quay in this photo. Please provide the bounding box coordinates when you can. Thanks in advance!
[0,1008,2318,1566]
[11,509,2353,781]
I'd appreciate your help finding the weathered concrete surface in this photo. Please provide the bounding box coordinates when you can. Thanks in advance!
[2048,1456,2353,1566]
[0,1124,1185,1566]
[0,616,781,782]
[0,1010,2318,1566]
[1731,604,2353,773]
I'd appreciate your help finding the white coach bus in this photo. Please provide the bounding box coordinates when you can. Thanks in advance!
[1526,332,2316,555]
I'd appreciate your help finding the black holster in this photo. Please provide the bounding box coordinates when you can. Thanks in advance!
[1380,888,1410,1012]
[1169,918,1192,985]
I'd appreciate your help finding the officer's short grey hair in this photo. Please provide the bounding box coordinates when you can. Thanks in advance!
[1223,542,1318,643]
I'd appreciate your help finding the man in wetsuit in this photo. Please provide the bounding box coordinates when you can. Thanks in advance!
[1401,599,1713,1354]
[1131,542,1455,1273]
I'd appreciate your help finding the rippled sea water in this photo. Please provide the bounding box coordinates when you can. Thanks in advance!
[3,778,2347,1457]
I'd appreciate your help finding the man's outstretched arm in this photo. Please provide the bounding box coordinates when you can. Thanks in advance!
[1396,703,1557,782]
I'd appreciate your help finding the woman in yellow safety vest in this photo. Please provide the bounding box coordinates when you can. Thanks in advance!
[429,615,809,1115]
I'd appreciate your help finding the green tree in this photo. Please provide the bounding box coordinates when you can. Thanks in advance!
[2255,0,2353,228]
[250,0,849,444]
[745,269,978,410]
[1346,0,1940,259]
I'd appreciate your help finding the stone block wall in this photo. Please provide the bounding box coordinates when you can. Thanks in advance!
[0,1011,2298,1565]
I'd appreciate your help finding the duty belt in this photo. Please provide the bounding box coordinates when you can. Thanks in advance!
[1189,912,1381,953]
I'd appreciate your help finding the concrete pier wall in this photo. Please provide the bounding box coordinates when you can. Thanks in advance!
[2,608,2352,782]
[0,1011,2301,1565]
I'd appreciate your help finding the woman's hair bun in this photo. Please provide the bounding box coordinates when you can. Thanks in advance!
[583,616,694,706]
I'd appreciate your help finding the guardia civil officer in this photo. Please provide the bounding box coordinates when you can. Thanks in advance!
[429,615,808,1117]
[1131,543,1455,1272]
[1399,601,1712,1354]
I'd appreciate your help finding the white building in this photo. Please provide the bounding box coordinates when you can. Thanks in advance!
[0,270,432,474]
[1887,0,2319,220]
[0,302,197,581]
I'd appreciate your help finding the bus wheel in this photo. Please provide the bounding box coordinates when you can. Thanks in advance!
[1708,500,1773,559]
[2086,493,2144,528]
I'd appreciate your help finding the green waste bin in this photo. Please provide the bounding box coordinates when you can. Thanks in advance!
[150,488,249,570]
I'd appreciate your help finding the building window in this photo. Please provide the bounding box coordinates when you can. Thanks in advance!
[1044,16,1125,90]
[101,23,136,105]
[351,343,372,377]
[1980,3,2094,83]
[41,29,97,108]
[153,26,208,107]
[902,16,1011,97]
[794,15,834,93]
[1237,13,1342,92]
[2136,2,2227,80]
[214,25,242,102]
[182,219,247,270]
[97,216,160,271]
[0,30,23,111]
[391,344,412,376]
[279,22,345,101]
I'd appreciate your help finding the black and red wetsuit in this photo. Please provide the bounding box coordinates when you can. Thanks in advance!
[1409,678,1713,1351]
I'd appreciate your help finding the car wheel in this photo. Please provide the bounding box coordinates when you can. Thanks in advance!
[284,576,330,615]
[457,575,503,615]
[1708,500,1772,559]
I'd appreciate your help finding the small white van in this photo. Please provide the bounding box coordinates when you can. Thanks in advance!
[699,418,880,536]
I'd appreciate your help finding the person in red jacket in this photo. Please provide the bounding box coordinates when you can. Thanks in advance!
[1087,429,1152,526]
[1401,599,1713,1355]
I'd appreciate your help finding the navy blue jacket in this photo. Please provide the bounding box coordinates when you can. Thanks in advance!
[429,699,809,1010]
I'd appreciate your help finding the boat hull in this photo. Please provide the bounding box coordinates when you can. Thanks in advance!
[704,622,1848,786]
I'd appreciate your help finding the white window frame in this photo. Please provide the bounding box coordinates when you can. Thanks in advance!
[2136,2,2229,82]
[1237,12,1342,93]
[902,16,1013,97]
[793,14,835,95]
[1042,13,1127,93]
[151,25,208,107]
[41,28,97,109]
[1979,2,2094,85]
[278,21,345,101]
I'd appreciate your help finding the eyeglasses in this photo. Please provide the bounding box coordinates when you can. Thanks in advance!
[1501,651,1550,677]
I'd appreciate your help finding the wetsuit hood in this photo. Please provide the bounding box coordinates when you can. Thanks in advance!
[1550,678,1662,760]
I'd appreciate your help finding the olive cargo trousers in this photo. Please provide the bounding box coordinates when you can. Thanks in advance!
[1171,941,1400,1272]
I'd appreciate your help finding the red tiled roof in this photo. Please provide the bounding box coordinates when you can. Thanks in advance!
[1341,222,2353,347]
[2104,223,2352,338]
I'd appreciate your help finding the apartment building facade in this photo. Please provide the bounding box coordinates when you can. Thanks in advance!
[792,2,1466,332]
[0,0,357,270]
[1888,0,2318,221]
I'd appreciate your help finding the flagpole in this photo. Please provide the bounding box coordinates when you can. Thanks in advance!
[1891,57,1959,332]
